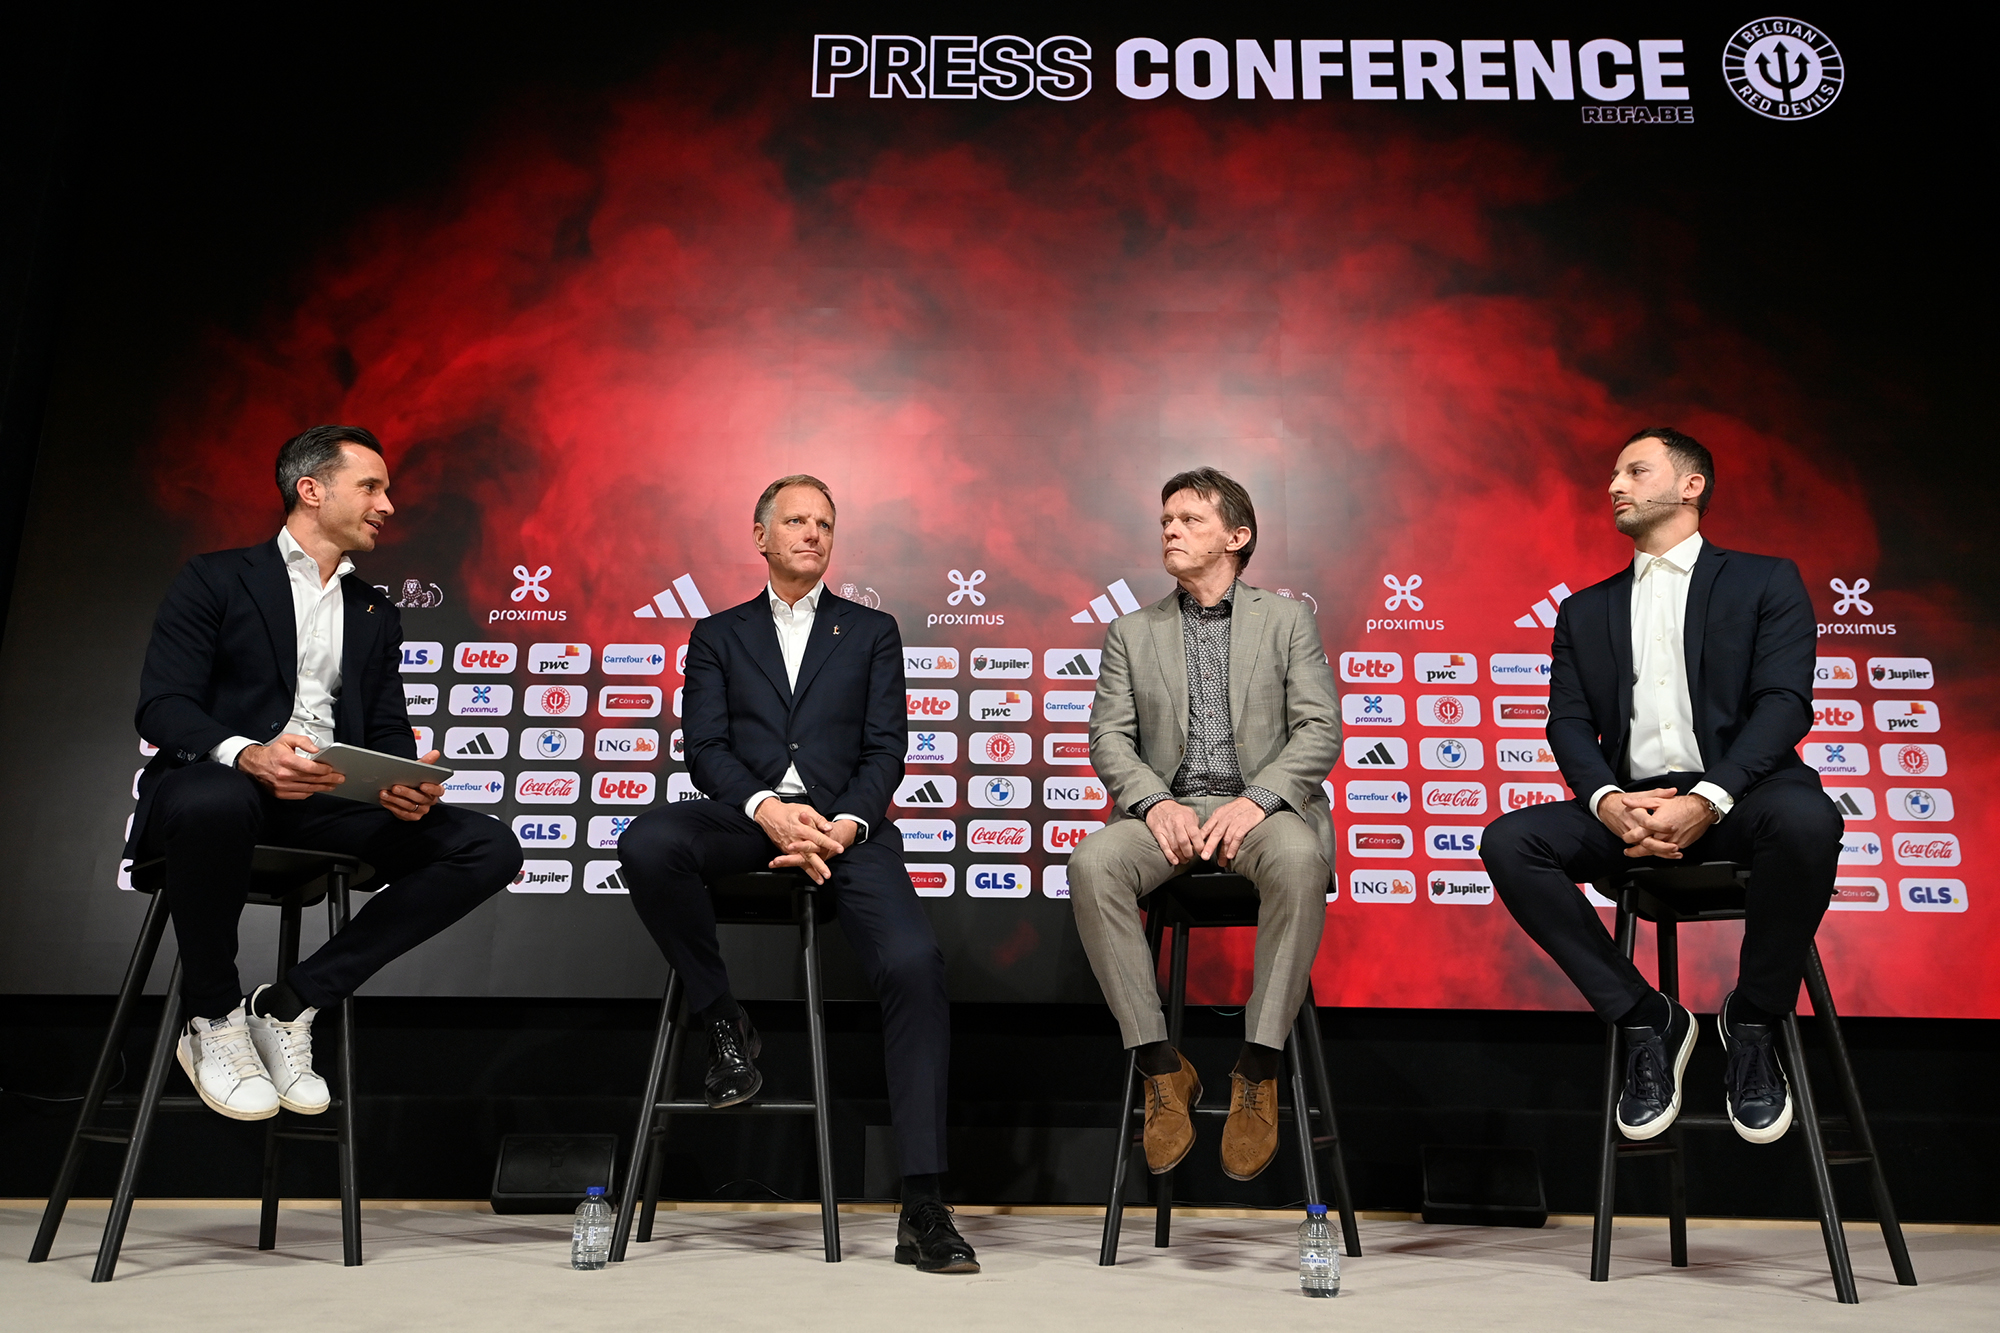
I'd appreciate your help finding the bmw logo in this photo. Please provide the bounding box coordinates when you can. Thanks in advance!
[538,729,566,757]
[985,777,1017,805]
[1435,740,1467,768]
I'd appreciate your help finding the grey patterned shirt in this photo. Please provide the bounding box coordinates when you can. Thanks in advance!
[1133,585,1286,819]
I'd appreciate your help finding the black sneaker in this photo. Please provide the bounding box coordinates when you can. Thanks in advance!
[895,1199,980,1274]
[702,1014,763,1109]
[1617,995,1696,1140]
[1717,991,1793,1144]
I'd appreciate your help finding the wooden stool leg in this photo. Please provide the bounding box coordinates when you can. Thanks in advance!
[1153,921,1190,1250]
[31,889,171,1264]
[1099,909,1165,1266]
[1591,902,1638,1283]
[611,970,681,1263]
[1784,1010,1859,1303]
[801,903,841,1263]
[92,964,184,1283]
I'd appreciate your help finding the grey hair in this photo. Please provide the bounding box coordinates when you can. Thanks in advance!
[754,474,837,528]
[277,424,383,513]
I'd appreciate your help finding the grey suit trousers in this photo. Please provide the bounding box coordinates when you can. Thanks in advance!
[1069,795,1330,1050]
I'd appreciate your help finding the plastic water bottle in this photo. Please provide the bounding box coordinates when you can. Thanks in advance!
[1298,1203,1339,1297]
[571,1186,612,1270]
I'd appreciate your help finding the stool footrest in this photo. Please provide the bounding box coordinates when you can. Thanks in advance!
[650,1099,820,1116]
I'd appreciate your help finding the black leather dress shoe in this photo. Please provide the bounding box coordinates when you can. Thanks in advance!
[1718,991,1793,1144]
[1617,995,1695,1140]
[703,1014,763,1109]
[895,1199,980,1274]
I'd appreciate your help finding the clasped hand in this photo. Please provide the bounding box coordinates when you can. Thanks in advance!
[238,733,444,822]
[1597,788,1717,860]
[1144,796,1266,869]
[756,798,856,884]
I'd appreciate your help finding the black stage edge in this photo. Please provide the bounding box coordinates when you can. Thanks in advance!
[4,997,1993,1224]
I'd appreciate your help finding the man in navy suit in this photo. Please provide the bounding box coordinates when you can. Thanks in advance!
[617,475,975,1274]
[1481,428,1840,1147]
[131,426,521,1122]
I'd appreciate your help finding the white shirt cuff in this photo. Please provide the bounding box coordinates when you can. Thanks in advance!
[1588,784,1622,824]
[212,736,257,769]
[1690,781,1735,819]
[744,790,780,822]
[832,813,868,842]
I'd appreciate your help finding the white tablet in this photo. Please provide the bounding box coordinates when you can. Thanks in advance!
[313,743,455,805]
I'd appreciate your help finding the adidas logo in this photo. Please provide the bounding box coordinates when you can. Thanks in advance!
[634,574,712,619]
[1070,578,1143,625]
[453,732,498,757]
[1053,653,1094,677]
[1514,583,1574,629]
[1834,792,1866,817]
[1353,741,1399,766]
[592,867,627,893]
[904,779,946,804]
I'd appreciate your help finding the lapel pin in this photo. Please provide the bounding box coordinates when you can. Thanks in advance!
[832,625,841,636]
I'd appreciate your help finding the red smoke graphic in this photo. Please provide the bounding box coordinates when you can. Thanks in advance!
[146,76,1997,1016]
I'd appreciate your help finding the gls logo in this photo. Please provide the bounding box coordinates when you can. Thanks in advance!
[512,815,577,848]
[811,35,1092,102]
[1426,825,1485,859]
[967,864,1033,898]
[401,641,443,673]
[1898,878,1967,913]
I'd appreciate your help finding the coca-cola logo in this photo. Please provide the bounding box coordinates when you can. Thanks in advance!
[968,826,1028,848]
[537,686,574,712]
[518,776,577,798]
[1426,789,1483,809]
[1897,838,1956,860]
[1432,697,1464,725]
[1356,831,1406,850]
[1897,746,1931,775]
[1499,702,1548,721]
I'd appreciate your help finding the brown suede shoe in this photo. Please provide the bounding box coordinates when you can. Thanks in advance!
[1220,1073,1280,1181]
[1142,1052,1202,1174]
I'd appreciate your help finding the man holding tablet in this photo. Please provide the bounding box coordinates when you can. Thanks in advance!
[128,425,521,1121]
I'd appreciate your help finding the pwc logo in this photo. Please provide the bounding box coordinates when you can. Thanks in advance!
[1500,782,1566,811]
[1811,700,1862,732]
[907,863,956,898]
[514,771,581,805]
[1345,824,1412,857]
[1043,733,1092,766]
[968,864,1032,898]
[966,819,1032,852]
[401,641,444,673]
[1898,878,1967,913]
[1493,697,1551,728]
[1348,869,1417,903]
[970,689,1033,722]
[907,688,961,720]
[455,642,518,673]
[1873,699,1940,734]
[1893,832,1960,867]
[1421,782,1486,816]
[665,773,705,803]
[1414,652,1478,685]
[594,772,658,806]
[1340,651,1403,683]
[528,642,592,674]
[1042,820,1104,853]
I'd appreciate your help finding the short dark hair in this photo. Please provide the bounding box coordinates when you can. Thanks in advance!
[754,474,837,528]
[1624,426,1714,512]
[1160,466,1258,570]
[277,425,383,513]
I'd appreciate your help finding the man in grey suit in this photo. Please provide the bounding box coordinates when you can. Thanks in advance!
[1070,467,1341,1182]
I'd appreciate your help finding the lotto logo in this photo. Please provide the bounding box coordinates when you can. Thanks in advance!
[524,684,589,718]
[969,689,1033,722]
[895,775,959,809]
[594,772,657,805]
[509,860,573,895]
[905,730,960,764]
[598,686,663,718]
[1422,738,1487,771]
[1427,870,1494,905]
[1414,652,1478,684]
[970,731,1032,765]
[904,648,960,679]
[1346,824,1412,857]
[1873,700,1940,734]
[1348,869,1418,902]
[1041,776,1109,809]
[1811,700,1862,732]
[455,642,518,673]
[1868,657,1935,689]
[400,641,444,673]
[1802,742,1869,776]
[1499,782,1565,811]
[893,819,957,851]
[968,865,1032,899]
[1344,737,1409,770]
[1042,820,1103,853]
[1814,657,1857,688]
[512,815,576,848]
[1881,744,1946,778]
[1493,697,1551,728]
[1425,825,1485,859]
[514,768,582,805]
[966,819,1032,852]
[907,689,961,720]
[528,642,592,674]
[1828,878,1888,913]
[1898,878,1967,913]
[907,864,957,898]
[1342,693,1406,727]
[1344,780,1411,813]
[1416,694,1480,728]
[1421,782,1486,815]
[1893,833,1960,866]
[1340,652,1403,683]
[1043,733,1091,765]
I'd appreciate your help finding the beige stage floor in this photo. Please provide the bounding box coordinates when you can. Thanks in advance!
[3,1203,1993,1332]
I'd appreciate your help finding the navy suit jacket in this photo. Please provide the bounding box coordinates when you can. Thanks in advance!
[126,539,413,857]
[1547,541,1817,804]
[683,588,906,844]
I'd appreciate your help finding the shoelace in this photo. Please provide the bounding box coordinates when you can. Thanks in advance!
[265,1015,316,1075]
[904,1198,958,1237]
[1726,1029,1785,1103]
[709,1018,748,1065]
[199,1024,266,1083]
[1236,1077,1267,1113]
[1623,1035,1667,1107]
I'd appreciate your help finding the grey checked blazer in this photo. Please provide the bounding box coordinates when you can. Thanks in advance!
[1087,582,1342,871]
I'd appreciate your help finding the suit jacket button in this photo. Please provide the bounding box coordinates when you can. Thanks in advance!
[789,742,799,750]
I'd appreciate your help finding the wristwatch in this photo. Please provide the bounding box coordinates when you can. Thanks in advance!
[1695,793,1722,820]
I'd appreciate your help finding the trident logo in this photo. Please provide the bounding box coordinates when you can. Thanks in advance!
[512,564,552,603]
[1757,41,1813,104]
[1830,578,1872,616]
[1382,574,1424,611]
[947,569,987,606]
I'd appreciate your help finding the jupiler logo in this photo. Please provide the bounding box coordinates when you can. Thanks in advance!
[1724,18,1843,122]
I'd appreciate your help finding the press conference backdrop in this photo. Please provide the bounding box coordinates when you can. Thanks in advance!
[0,10,1988,1014]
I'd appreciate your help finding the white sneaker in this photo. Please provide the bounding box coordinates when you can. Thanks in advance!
[176,1004,279,1120]
[246,984,330,1115]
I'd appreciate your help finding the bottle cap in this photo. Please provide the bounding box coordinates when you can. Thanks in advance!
[586,1186,606,1197]
[1305,1203,1328,1217]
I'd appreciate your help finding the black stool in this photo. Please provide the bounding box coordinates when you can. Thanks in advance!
[29,846,366,1281]
[1590,860,1917,1303]
[610,870,840,1263]
[1099,870,1362,1265]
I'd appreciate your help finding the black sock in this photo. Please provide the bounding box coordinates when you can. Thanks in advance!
[253,981,310,1022]
[902,1173,941,1209]
[1233,1042,1283,1083]
[1728,993,1784,1028]
[1615,991,1671,1031]
[695,993,744,1026]
[1134,1040,1180,1077]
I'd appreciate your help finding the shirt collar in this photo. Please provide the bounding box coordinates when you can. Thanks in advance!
[768,581,825,615]
[277,527,354,587]
[1178,582,1236,618]
[1633,531,1704,579]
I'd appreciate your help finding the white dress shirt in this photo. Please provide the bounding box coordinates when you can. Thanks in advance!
[1588,531,1735,822]
[211,528,354,767]
[742,582,867,841]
